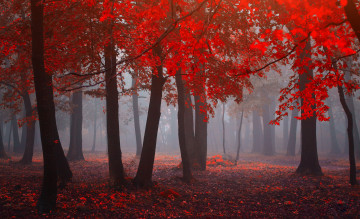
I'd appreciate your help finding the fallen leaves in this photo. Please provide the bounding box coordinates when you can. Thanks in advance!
[0,152,359,218]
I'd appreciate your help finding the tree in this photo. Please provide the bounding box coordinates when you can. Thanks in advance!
[67,90,84,161]
[134,46,166,188]
[19,92,36,164]
[175,69,193,182]
[132,75,142,156]
[295,41,322,176]
[104,25,126,185]
[222,102,226,155]
[286,109,298,156]
[252,111,263,153]
[0,117,9,159]
[327,101,341,154]
[30,0,72,212]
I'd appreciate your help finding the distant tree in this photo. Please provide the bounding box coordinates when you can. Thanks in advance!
[286,109,298,156]
[132,75,142,156]
[67,90,84,161]
[175,69,193,182]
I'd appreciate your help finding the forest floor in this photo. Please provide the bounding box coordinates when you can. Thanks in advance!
[0,152,359,218]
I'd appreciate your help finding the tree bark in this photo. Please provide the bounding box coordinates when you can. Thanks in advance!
[132,76,142,156]
[5,121,12,151]
[104,39,125,185]
[296,41,322,175]
[252,111,263,153]
[67,90,84,161]
[194,89,208,171]
[12,115,21,153]
[328,103,341,154]
[338,85,358,185]
[20,109,27,153]
[344,0,360,42]
[31,0,72,212]
[262,103,274,156]
[184,91,197,166]
[342,59,360,158]
[175,69,193,182]
[91,101,97,152]
[134,46,166,187]
[0,119,9,159]
[236,111,244,161]
[19,92,36,164]
[283,114,289,151]
[222,103,226,155]
[287,109,298,156]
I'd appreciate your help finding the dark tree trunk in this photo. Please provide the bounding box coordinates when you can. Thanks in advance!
[328,103,341,154]
[344,92,360,159]
[252,111,263,153]
[236,111,244,162]
[222,103,226,155]
[184,91,197,166]
[262,104,274,156]
[194,90,208,171]
[12,115,21,153]
[283,114,289,151]
[344,0,360,42]
[296,41,322,175]
[287,109,298,156]
[20,109,27,153]
[104,40,125,185]
[19,92,36,164]
[6,121,12,151]
[134,47,165,187]
[31,0,72,212]
[270,103,276,151]
[338,85,358,185]
[0,119,9,159]
[348,102,360,157]
[67,91,84,161]
[91,101,97,152]
[132,76,142,156]
[175,69,193,182]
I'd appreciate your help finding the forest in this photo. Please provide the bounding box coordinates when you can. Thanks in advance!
[0,0,360,217]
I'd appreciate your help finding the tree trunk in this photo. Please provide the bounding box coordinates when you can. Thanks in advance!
[270,103,276,151]
[184,91,197,166]
[344,0,360,42]
[104,39,125,185]
[67,90,84,161]
[222,103,226,155]
[0,119,9,159]
[134,46,165,187]
[343,60,360,159]
[252,111,263,153]
[20,109,27,153]
[338,84,358,185]
[31,0,72,213]
[194,89,208,171]
[6,121,12,151]
[262,103,274,156]
[132,76,142,156]
[12,115,21,153]
[236,111,244,162]
[91,101,97,152]
[287,109,298,156]
[175,69,193,182]
[296,41,322,175]
[328,103,341,154]
[283,114,289,151]
[19,92,36,164]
